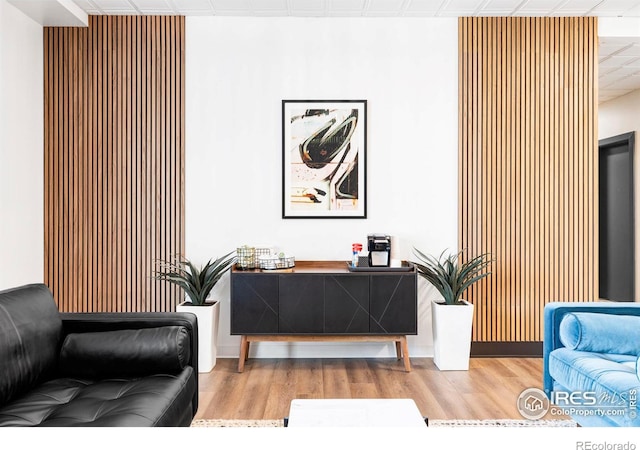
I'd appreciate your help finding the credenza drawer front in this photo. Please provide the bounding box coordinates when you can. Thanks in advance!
[279,275,324,333]
[370,275,417,334]
[324,275,370,333]
[231,274,279,334]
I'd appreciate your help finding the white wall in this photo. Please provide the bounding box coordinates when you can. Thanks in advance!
[0,0,44,290]
[599,89,640,302]
[186,17,458,358]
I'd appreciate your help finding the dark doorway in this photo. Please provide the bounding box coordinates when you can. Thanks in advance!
[599,132,635,302]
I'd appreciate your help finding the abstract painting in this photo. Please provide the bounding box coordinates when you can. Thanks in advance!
[282,100,367,218]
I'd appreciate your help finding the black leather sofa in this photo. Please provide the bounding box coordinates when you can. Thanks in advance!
[0,283,198,426]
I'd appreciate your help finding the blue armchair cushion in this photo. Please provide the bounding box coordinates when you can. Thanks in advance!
[548,348,639,427]
[559,312,640,356]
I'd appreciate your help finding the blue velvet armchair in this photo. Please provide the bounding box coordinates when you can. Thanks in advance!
[543,302,640,427]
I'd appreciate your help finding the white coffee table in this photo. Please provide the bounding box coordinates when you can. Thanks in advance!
[286,398,427,427]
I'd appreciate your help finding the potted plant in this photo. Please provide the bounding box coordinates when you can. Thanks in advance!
[412,249,492,371]
[154,252,236,372]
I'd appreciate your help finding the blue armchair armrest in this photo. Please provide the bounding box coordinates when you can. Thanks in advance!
[543,302,640,396]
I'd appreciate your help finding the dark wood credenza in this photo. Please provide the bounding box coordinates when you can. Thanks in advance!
[230,261,417,372]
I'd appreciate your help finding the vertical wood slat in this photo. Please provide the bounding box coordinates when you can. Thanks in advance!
[458,17,598,342]
[43,16,185,313]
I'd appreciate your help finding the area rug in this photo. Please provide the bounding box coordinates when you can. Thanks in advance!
[191,419,284,427]
[190,418,577,427]
[427,419,577,427]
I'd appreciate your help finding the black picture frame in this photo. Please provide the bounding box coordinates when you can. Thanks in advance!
[282,99,367,219]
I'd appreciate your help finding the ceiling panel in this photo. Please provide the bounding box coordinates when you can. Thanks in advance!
[171,0,212,11]
[485,0,525,7]
[600,89,635,97]
[600,66,621,76]
[405,0,445,12]
[517,0,565,10]
[599,44,631,58]
[368,0,406,11]
[482,0,527,14]
[600,54,640,68]
[591,0,640,16]
[210,0,251,10]
[440,0,485,14]
[135,0,172,12]
[290,0,324,11]
[617,44,640,57]
[600,66,640,84]
[73,0,100,13]
[57,0,640,103]
[557,0,602,9]
[64,0,640,16]
[253,0,288,10]
[134,0,169,7]
[92,0,128,6]
[328,0,366,11]
[624,58,640,68]
[93,0,136,10]
[610,75,640,89]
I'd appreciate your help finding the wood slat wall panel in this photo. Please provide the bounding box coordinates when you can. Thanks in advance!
[459,17,598,342]
[44,16,184,312]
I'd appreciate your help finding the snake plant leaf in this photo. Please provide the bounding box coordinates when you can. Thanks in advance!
[412,248,492,305]
[153,252,237,306]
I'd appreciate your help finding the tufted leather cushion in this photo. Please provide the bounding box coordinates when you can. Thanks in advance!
[0,284,62,406]
[59,326,191,379]
[0,368,195,427]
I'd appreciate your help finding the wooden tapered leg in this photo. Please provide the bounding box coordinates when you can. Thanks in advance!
[395,341,402,360]
[238,335,248,373]
[400,336,411,372]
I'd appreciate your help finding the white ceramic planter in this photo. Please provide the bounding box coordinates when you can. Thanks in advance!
[431,299,474,371]
[177,300,220,373]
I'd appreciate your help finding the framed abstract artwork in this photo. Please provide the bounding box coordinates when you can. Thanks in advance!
[282,99,367,218]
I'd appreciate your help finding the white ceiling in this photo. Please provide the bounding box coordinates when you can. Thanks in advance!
[70,0,640,17]
[7,0,87,26]
[599,36,640,102]
[11,0,640,103]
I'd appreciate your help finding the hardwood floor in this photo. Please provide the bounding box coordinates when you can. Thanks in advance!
[196,356,562,421]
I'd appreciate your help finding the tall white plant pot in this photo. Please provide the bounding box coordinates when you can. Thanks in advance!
[431,299,474,371]
[177,300,220,373]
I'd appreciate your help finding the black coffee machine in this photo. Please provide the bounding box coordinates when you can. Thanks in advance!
[367,234,391,267]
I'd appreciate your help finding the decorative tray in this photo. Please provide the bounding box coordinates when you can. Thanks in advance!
[346,258,415,272]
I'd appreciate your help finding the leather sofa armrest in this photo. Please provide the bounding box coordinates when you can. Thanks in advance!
[60,312,198,414]
[60,312,198,372]
[59,326,192,378]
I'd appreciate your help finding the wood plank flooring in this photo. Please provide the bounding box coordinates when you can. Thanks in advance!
[196,357,562,421]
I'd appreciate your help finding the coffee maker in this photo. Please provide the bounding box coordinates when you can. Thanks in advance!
[367,234,391,267]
